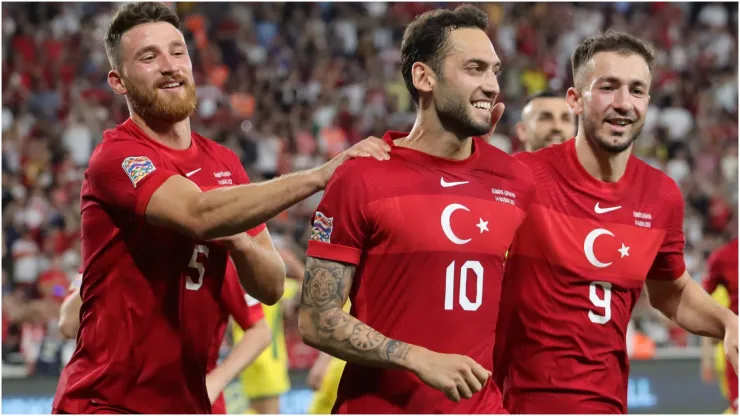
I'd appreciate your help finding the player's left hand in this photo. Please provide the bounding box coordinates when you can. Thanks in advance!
[205,373,223,405]
[724,318,738,373]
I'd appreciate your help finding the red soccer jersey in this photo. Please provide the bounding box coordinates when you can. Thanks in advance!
[53,119,265,414]
[209,259,265,415]
[306,131,535,414]
[495,139,686,414]
[703,238,738,315]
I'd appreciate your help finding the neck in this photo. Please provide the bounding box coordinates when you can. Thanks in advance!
[574,129,632,183]
[395,104,473,160]
[130,111,192,150]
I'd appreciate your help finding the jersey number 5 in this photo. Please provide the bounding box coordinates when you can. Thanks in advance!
[588,281,612,324]
[187,244,210,291]
[445,260,483,311]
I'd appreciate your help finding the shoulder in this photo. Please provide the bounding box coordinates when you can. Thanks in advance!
[633,157,683,204]
[328,157,387,187]
[89,125,160,171]
[476,139,535,187]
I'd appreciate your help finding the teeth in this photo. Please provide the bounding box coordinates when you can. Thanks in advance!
[473,102,491,110]
[161,82,180,89]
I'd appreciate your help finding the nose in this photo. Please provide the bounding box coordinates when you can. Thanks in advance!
[159,54,180,76]
[481,70,500,98]
[612,85,634,113]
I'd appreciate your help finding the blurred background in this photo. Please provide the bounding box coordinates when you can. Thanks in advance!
[1,1,737,414]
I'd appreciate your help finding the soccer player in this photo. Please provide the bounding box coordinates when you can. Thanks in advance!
[701,237,738,413]
[298,6,535,413]
[494,31,739,414]
[515,91,575,152]
[51,3,389,414]
[56,262,271,414]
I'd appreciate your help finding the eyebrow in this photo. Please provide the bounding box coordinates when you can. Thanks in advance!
[134,40,187,59]
[464,58,502,72]
[596,76,648,88]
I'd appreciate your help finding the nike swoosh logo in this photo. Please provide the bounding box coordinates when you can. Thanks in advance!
[594,202,622,214]
[440,178,469,187]
[185,168,202,177]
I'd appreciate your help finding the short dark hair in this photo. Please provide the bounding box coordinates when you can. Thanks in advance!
[400,5,488,104]
[571,30,655,88]
[525,90,561,105]
[105,2,181,70]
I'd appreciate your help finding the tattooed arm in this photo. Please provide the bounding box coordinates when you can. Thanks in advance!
[297,257,412,369]
[298,256,493,402]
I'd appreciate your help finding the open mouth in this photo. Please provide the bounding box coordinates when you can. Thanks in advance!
[605,118,632,132]
[159,81,184,90]
[472,101,492,115]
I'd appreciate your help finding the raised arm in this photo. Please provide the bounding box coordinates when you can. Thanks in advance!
[298,257,491,402]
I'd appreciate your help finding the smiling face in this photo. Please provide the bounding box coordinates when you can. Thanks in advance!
[518,96,576,151]
[568,51,651,154]
[109,21,196,122]
[431,28,501,138]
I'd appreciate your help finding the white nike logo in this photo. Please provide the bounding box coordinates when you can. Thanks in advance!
[594,202,622,214]
[185,168,202,177]
[440,178,469,188]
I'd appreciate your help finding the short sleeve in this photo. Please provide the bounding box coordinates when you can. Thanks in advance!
[226,149,266,237]
[88,140,178,216]
[702,251,724,294]
[648,184,687,280]
[306,161,371,265]
[221,260,265,330]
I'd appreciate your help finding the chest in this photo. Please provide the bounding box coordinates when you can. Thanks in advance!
[366,169,529,259]
[160,156,237,189]
[521,177,672,287]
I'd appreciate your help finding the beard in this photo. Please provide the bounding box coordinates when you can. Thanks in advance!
[124,75,197,123]
[582,111,644,154]
[434,87,492,138]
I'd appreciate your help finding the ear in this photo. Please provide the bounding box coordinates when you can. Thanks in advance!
[515,121,527,143]
[108,69,127,96]
[566,87,583,116]
[411,62,437,98]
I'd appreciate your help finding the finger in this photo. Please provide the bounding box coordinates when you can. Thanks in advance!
[463,367,483,394]
[730,349,739,373]
[369,137,392,152]
[490,102,505,125]
[357,142,388,161]
[347,150,371,159]
[444,384,461,403]
[456,376,473,400]
[360,140,391,160]
[470,361,491,385]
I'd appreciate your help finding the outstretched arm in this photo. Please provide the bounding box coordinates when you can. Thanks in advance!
[206,319,271,404]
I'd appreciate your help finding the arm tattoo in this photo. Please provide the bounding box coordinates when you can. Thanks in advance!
[300,257,413,369]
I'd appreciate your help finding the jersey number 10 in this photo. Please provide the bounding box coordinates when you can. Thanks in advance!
[445,260,483,311]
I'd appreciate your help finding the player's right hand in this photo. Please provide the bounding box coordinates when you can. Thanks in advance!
[316,137,391,187]
[408,347,491,402]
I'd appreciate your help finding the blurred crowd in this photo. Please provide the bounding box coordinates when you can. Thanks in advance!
[2,2,737,373]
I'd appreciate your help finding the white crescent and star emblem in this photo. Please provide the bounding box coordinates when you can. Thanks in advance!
[441,203,489,245]
[584,228,631,268]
